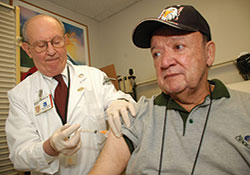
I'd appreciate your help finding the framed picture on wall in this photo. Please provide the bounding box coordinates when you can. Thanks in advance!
[10,0,91,73]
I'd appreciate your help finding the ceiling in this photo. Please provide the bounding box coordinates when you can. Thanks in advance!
[48,0,143,23]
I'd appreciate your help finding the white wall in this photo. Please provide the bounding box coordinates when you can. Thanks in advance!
[99,0,250,98]
[227,80,250,93]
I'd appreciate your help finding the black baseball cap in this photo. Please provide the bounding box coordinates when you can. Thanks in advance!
[132,5,211,48]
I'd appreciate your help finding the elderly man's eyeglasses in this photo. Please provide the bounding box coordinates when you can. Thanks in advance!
[25,35,65,53]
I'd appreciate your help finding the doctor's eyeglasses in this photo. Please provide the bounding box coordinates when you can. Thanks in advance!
[25,35,65,53]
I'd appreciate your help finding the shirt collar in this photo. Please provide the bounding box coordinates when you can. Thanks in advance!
[209,79,230,99]
[42,64,68,81]
[154,79,230,108]
[60,65,68,79]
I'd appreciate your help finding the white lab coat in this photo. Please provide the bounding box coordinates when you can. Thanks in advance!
[5,61,133,175]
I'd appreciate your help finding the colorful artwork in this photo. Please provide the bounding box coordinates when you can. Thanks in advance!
[64,22,87,65]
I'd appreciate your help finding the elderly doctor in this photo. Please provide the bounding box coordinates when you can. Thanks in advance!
[5,14,135,175]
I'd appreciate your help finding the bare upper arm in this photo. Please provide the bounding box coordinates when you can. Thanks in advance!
[89,130,131,175]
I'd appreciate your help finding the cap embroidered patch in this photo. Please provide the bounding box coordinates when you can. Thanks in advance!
[158,6,183,21]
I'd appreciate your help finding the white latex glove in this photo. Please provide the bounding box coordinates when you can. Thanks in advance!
[106,99,135,137]
[50,124,81,155]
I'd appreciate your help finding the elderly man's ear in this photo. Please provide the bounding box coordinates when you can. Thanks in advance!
[64,34,69,46]
[21,42,33,59]
[205,41,216,67]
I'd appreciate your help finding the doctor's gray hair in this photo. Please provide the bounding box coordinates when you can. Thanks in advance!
[22,14,65,42]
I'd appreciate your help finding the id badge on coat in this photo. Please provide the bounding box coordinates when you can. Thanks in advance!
[34,94,53,115]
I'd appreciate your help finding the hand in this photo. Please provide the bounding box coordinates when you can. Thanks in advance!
[107,99,135,137]
[49,124,81,155]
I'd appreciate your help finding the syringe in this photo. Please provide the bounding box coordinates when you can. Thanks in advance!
[80,129,108,135]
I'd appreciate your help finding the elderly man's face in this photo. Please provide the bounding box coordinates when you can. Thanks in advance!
[151,30,214,95]
[22,16,68,77]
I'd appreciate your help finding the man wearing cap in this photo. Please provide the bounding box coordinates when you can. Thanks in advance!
[89,5,250,175]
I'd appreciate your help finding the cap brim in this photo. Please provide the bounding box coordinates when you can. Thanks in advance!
[132,18,197,48]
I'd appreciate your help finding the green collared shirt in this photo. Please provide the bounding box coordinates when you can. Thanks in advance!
[125,79,230,152]
[122,79,250,174]
[154,79,230,135]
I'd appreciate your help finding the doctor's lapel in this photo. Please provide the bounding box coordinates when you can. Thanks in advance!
[67,72,86,116]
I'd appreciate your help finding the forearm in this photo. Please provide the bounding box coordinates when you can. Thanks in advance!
[89,131,131,175]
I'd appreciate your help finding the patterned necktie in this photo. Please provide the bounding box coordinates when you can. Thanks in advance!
[54,74,67,123]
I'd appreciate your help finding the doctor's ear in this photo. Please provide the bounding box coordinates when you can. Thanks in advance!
[21,42,33,59]
[64,34,69,46]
